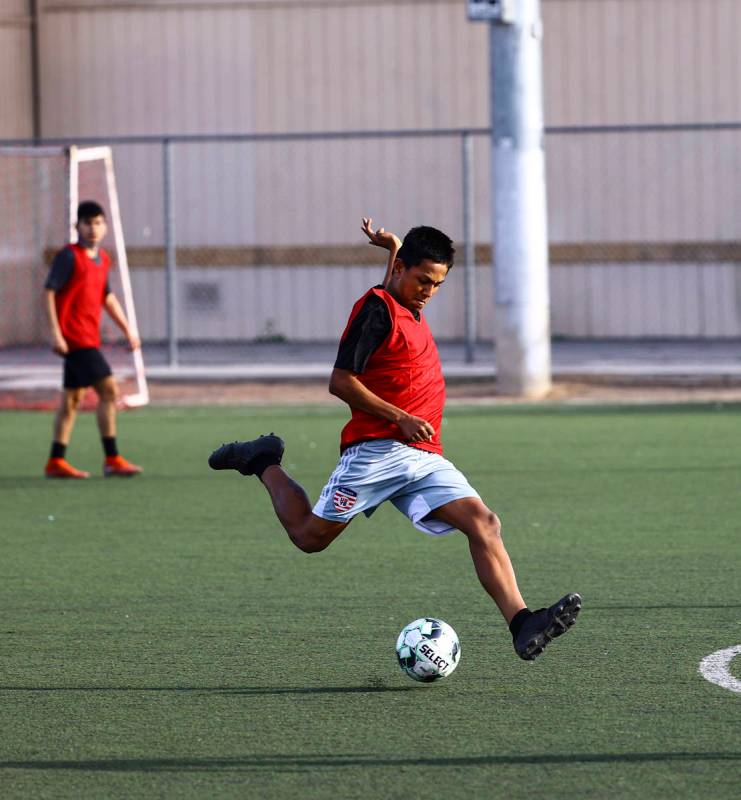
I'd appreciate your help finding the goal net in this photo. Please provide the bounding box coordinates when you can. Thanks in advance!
[0,145,148,409]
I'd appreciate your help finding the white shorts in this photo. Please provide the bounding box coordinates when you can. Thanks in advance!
[312,439,480,536]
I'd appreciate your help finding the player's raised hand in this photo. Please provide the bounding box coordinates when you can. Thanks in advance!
[397,413,435,443]
[362,217,402,252]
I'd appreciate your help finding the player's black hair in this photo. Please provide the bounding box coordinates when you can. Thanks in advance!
[77,200,106,221]
[397,226,455,269]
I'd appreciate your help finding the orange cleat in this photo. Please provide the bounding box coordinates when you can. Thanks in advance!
[103,454,143,477]
[45,458,90,479]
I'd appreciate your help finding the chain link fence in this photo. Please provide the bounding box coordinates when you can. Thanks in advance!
[2,123,741,373]
[95,125,741,363]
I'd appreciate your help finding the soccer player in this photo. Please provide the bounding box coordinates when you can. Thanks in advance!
[43,200,142,479]
[209,218,580,660]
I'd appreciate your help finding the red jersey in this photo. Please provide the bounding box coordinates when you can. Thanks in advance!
[339,287,446,455]
[52,244,110,351]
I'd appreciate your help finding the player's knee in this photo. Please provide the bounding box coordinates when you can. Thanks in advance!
[97,380,118,403]
[469,509,502,544]
[292,532,331,554]
[289,521,334,554]
[64,390,84,411]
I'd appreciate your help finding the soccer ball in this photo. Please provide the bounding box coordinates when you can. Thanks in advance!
[395,617,461,682]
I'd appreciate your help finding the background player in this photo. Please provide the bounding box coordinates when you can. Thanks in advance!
[209,218,581,661]
[43,200,143,479]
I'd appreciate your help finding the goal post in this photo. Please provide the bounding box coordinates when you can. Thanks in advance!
[0,145,149,409]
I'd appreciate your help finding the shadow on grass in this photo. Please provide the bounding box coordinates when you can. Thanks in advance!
[0,685,415,695]
[2,751,739,773]
[588,604,741,610]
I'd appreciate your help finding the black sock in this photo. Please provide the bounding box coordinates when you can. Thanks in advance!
[50,441,66,459]
[102,436,118,457]
[509,608,533,639]
[252,453,281,479]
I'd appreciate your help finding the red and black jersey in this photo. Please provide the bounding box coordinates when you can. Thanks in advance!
[45,244,111,350]
[336,286,446,455]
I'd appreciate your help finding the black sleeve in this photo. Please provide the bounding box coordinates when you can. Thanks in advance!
[44,249,75,291]
[334,293,392,374]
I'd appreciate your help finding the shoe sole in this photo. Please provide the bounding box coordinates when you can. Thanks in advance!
[519,592,582,661]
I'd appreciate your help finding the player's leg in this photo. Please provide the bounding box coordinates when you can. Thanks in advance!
[53,386,85,445]
[209,435,351,552]
[431,497,581,660]
[94,373,118,438]
[93,374,142,476]
[45,387,90,478]
[260,464,351,552]
[430,496,526,623]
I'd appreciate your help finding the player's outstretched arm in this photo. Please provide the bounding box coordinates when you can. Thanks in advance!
[104,293,141,350]
[329,367,434,443]
[361,217,401,288]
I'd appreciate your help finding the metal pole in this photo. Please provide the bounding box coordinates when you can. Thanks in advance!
[490,0,551,397]
[163,139,178,367]
[29,0,41,142]
[462,132,476,363]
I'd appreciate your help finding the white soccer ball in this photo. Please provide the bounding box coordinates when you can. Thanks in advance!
[395,617,461,683]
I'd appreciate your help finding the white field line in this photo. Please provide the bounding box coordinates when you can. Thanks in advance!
[698,645,741,694]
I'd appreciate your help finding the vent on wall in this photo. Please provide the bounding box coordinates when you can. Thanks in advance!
[185,281,221,312]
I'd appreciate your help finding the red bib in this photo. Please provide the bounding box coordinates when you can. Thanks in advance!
[54,244,110,350]
[339,287,446,455]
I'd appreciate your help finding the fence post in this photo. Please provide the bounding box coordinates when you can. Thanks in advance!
[462,132,477,363]
[163,138,178,367]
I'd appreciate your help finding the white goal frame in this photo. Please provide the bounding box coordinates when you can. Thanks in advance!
[0,144,149,407]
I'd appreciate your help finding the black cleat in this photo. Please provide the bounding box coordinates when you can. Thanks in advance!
[208,433,285,476]
[514,592,582,661]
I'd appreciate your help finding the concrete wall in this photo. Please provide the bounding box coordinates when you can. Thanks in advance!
[129,262,741,341]
[3,1,741,341]
[22,1,740,247]
[32,0,741,133]
[0,0,33,138]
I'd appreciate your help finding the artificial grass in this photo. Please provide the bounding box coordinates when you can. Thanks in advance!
[1,404,739,798]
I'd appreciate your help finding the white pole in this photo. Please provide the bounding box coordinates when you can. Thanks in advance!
[490,0,551,397]
[67,145,79,243]
[102,147,149,406]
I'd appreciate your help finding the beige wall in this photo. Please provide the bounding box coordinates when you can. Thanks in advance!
[544,0,741,126]
[0,1,33,138]
[32,0,741,135]
[37,1,486,135]
[23,0,741,247]
[129,262,741,340]
[3,1,741,340]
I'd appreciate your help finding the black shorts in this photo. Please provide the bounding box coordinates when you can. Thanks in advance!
[63,348,113,389]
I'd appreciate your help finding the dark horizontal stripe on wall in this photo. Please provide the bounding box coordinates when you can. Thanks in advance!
[550,241,741,264]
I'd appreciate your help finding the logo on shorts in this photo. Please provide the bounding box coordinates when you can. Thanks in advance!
[332,486,358,513]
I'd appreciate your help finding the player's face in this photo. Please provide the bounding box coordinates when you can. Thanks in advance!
[76,215,107,247]
[389,258,449,313]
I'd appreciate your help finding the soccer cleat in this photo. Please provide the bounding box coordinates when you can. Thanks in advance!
[514,592,582,661]
[44,457,90,479]
[208,433,285,476]
[103,455,143,477]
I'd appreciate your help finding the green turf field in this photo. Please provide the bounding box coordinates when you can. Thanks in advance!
[1,403,739,799]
